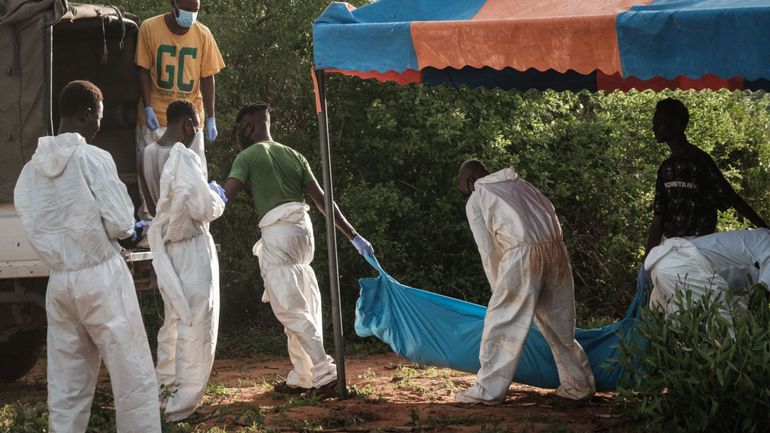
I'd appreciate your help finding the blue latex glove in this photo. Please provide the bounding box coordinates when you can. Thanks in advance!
[209,180,227,204]
[119,220,146,249]
[351,234,374,257]
[144,106,160,131]
[130,220,146,242]
[637,262,652,291]
[205,117,218,142]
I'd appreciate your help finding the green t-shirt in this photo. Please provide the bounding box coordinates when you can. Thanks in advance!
[228,141,317,217]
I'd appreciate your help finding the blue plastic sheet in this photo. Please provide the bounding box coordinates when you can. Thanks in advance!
[355,256,644,391]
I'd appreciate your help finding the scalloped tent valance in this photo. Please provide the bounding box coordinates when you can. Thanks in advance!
[313,0,770,91]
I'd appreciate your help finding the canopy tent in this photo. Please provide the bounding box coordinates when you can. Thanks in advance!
[310,0,770,397]
[314,0,770,91]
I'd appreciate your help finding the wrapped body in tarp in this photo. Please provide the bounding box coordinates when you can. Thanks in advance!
[355,256,644,391]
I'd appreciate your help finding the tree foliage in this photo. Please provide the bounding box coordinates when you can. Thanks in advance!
[105,1,770,337]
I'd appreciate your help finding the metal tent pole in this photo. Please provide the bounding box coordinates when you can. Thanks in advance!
[312,68,347,399]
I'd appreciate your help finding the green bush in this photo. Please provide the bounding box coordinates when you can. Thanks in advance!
[320,85,770,325]
[101,1,770,337]
[618,284,770,433]
[0,402,47,433]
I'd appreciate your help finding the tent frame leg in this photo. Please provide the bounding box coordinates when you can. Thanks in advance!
[314,69,347,399]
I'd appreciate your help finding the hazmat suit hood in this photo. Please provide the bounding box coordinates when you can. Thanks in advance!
[31,133,84,178]
[467,166,562,251]
[15,132,135,272]
[476,167,520,186]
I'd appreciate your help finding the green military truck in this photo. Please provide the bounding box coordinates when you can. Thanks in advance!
[0,0,155,382]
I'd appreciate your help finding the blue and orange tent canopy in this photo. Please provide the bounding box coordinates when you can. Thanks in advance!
[312,0,770,91]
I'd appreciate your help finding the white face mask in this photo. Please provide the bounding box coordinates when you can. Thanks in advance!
[174,2,198,27]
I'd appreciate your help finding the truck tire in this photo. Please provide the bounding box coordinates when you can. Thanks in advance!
[0,329,45,383]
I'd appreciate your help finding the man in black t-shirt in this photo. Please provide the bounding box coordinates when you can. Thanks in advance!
[639,98,767,288]
[654,145,738,238]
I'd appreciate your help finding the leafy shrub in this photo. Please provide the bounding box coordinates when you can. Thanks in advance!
[103,1,770,337]
[0,402,47,433]
[618,284,770,433]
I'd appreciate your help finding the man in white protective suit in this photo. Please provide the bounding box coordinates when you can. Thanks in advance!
[645,229,770,321]
[455,160,596,405]
[223,102,374,396]
[14,80,161,433]
[143,100,226,421]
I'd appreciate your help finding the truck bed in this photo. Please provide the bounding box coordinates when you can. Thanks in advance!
[0,203,153,280]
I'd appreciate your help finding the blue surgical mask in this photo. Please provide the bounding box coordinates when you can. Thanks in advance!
[174,4,197,28]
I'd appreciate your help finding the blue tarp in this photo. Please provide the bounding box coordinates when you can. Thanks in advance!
[616,0,770,81]
[355,256,645,391]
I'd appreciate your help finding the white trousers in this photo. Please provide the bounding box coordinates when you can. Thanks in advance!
[254,213,337,389]
[462,241,595,402]
[136,124,206,219]
[46,254,161,433]
[155,232,220,421]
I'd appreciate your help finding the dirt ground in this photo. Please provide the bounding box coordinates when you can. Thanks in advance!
[2,353,641,433]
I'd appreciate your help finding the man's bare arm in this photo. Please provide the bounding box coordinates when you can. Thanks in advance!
[644,214,664,259]
[224,178,243,201]
[303,180,357,240]
[201,76,216,119]
[733,196,768,229]
[137,66,152,108]
[137,152,155,217]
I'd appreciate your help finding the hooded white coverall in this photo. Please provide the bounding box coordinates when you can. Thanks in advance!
[457,168,595,404]
[137,125,206,218]
[147,144,224,421]
[645,229,770,319]
[253,202,337,389]
[14,133,161,433]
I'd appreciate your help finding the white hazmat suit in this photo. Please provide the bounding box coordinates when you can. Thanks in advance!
[645,229,770,320]
[457,168,595,404]
[147,144,224,421]
[137,124,206,218]
[253,202,337,390]
[14,133,161,433]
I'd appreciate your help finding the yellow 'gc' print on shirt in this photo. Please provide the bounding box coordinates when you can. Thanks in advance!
[135,15,224,126]
[156,45,198,94]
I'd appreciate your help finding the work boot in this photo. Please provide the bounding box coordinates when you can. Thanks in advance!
[308,380,339,399]
[273,380,309,395]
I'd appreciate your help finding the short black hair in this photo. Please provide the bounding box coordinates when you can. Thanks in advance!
[236,102,270,124]
[59,80,103,117]
[457,159,491,195]
[166,100,198,125]
[656,97,689,128]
